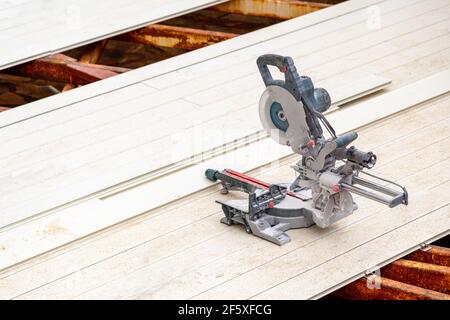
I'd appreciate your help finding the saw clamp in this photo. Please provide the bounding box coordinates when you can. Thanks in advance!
[205,54,408,245]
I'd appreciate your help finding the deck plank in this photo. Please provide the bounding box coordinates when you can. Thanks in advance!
[7,94,448,300]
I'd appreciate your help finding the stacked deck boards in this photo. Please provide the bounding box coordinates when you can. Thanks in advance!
[0,0,449,299]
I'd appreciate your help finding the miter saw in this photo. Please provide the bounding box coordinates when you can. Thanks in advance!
[205,54,408,245]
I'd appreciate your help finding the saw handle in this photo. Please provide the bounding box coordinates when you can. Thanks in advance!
[257,54,297,87]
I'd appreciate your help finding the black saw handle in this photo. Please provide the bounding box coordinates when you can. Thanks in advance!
[256,54,298,87]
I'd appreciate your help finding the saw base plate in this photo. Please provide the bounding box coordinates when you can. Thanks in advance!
[218,186,317,245]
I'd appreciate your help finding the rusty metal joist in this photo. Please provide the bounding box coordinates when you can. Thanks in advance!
[335,276,450,300]
[334,245,450,300]
[381,259,450,294]
[9,54,129,85]
[211,0,330,20]
[117,24,238,51]
[405,245,450,267]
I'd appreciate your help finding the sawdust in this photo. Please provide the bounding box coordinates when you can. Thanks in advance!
[43,220,67,235]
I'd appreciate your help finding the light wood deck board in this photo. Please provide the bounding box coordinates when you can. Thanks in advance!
[1,0,448,230]
[0,0,409,146]
[84,126,450,300]
[0,0,430,140]
[0,0,384,128]
[253,205,449,300]
[5,93,448,300]
[0,92,444,280]
[0,75,390,231]
[0,92,449,298]
[2,0,446,158]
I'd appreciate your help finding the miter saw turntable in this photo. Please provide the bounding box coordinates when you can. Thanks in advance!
[205,54,408,245]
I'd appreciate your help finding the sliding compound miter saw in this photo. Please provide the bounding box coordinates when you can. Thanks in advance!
[205,54,408,245]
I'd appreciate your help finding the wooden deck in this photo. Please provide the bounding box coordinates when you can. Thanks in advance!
[0,0,449,299]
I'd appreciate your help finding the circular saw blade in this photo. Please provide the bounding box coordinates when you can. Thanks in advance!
[258,89,289,145]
